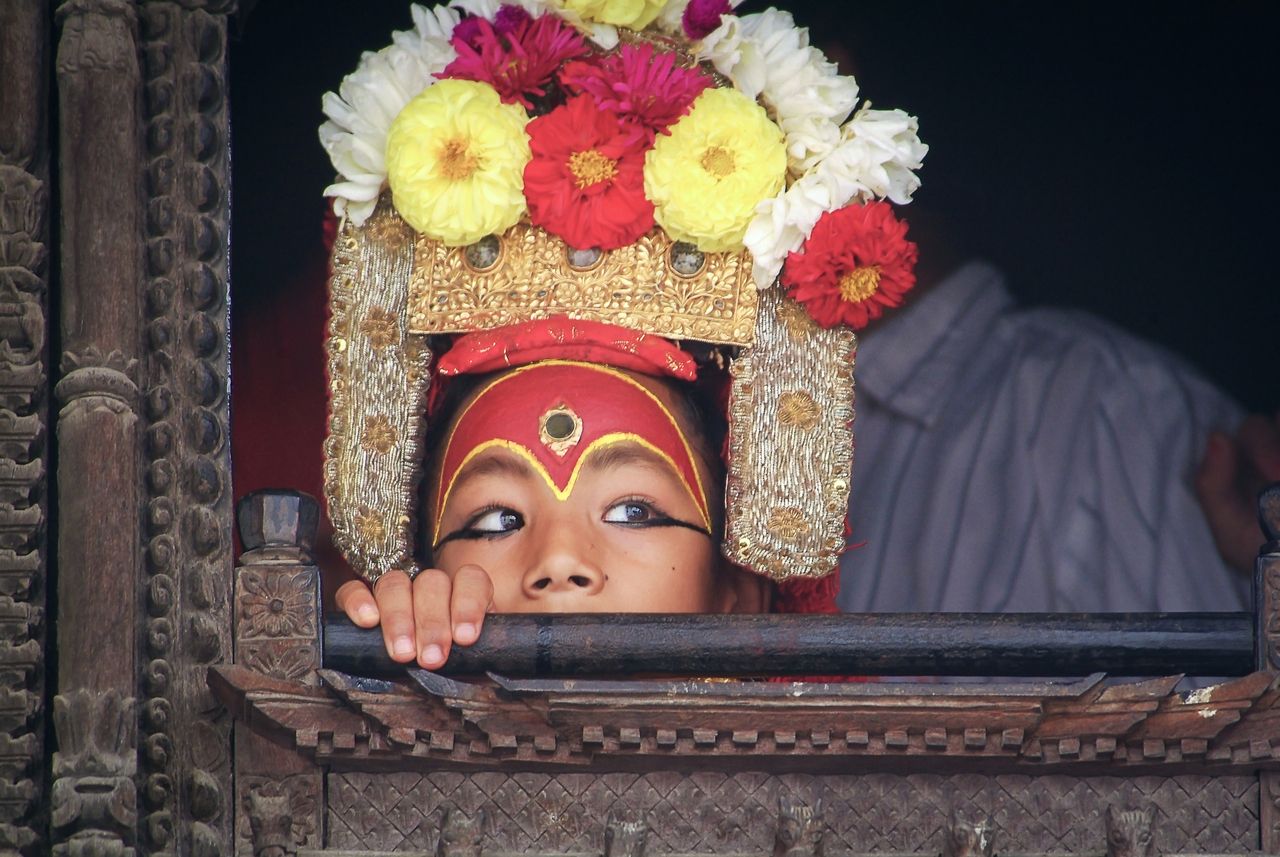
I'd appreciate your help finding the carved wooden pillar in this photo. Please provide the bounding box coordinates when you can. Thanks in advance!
[137,1,236,853]
[53,0,144,854]
[0,1,52,852]
[233,491,324,855]
[1258,486,1280,852]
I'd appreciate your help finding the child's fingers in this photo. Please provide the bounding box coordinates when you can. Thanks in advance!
[412,569,454,669]
[450,564,494,646]
[334,579,380,627]
[372,570,417,662]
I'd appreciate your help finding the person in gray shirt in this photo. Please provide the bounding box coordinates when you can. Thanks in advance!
[839,258,1275,614]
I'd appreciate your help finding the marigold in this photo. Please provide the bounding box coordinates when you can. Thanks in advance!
[643,87,785,252]
[441,11,587,110]
[557,0,666,29]
[385,79,531,245]
[780,201,917,330]
[524,95,653,250]
[560,44,712,137]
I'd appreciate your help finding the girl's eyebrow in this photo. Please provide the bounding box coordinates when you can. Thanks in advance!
[583,442,671,475]
[454,450,534,484]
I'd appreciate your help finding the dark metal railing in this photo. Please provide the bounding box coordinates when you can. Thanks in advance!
[323,610,1255,678]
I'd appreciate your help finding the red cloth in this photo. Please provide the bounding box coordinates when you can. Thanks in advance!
[438,318,697,380]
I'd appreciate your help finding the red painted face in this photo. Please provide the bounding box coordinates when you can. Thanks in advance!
[432,360,711,545]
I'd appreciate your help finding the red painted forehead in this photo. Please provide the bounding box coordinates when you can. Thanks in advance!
[433,361,710,540]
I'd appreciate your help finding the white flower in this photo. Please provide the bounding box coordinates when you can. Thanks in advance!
[319,5,460,224]
[744,106,927,288]
[654,0,691,34]
[697,9,858,175]
[838,106,929,204]
[744,179,829,289]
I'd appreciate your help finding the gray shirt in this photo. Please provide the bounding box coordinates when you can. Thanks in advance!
[838,261,1250,614]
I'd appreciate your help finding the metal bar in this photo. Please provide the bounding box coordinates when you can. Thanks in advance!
[323,612,1254,678]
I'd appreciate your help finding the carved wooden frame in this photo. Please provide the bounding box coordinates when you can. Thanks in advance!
[7,0,1280,853]
[0,2,51,851]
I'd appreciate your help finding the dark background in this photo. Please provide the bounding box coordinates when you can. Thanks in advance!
[228,1,1278,509]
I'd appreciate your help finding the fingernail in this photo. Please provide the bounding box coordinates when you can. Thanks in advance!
[392,636,414,658]
[423,644,444,666]
[455,623,477,644]
[357,605,378,624]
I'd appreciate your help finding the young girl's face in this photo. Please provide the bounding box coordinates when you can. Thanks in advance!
[428,362,730,613]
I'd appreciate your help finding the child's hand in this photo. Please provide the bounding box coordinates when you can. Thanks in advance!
[334,565,494,670]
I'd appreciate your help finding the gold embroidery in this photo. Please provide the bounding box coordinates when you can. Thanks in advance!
[361,415,397,455]
[359,307,399,351]
[765,507,811,543]
[408,223,757,346]
[775,297,817,341]
[724,290,855,579]
[777,391,821,430]
[353,507,386,543]
[324,197,433,584]
[362,205,414,251]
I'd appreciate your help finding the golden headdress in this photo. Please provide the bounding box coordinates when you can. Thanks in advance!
[320,0,926,585]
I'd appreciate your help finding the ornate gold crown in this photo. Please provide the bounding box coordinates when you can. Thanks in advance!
[325,201,854,584]
[319,2,924,585]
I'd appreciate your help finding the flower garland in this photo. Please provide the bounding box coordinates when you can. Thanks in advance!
[322,0,927,322]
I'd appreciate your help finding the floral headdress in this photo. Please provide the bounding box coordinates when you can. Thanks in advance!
[320,0,926,586]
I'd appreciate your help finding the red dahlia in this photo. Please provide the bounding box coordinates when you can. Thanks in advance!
[781,201,918,330]
[441,11,587,110]
[524,95,654,251]
[560,44,712,138]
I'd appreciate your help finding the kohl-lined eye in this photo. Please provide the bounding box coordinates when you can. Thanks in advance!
[469,507,523,534]
[432,505,525,553]
[603,500,658,524]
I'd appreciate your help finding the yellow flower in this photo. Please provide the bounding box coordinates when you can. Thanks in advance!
[557,0,665,29]
[385,79,531,246]
[644,88,786,252]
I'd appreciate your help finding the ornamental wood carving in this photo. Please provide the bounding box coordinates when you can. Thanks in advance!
[0,1,50,852]
[233,492,325,856]
[211,664,1280,773]
[53,0,144,854]
[319,771,1258,854]
[138,2,236,851]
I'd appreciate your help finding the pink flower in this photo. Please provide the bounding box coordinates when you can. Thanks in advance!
[494,4,533,34]
[560,44,713,137]
[441,12,588,110]
[683,0,731,40]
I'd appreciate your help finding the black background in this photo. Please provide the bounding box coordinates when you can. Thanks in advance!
[230,1,1278,411]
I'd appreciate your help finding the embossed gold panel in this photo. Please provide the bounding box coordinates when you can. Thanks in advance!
[408,222,758,346]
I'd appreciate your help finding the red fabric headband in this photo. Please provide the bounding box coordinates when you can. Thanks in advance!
[436,317,697,380]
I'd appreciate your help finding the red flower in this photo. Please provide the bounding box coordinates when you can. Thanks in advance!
[781,201,918,330]
[683,0,732,39]
[560,44,712,138]
[441,11,587,110]
[524,95,654,251]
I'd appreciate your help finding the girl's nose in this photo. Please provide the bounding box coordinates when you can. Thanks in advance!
[520,522,605,600]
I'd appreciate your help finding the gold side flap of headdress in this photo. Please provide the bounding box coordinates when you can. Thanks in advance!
[325,204,433,583]
[725,288,856,581]
[408,223,758,346]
